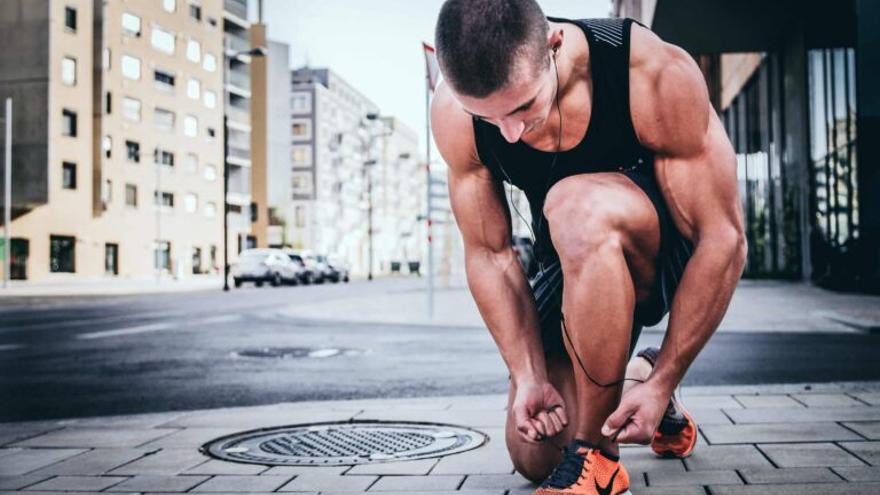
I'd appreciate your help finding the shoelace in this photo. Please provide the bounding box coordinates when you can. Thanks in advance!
[540,447,593,488]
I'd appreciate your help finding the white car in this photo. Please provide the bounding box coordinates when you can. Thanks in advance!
[232,249,302,288]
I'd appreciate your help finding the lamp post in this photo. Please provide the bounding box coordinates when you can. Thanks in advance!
[222,46,266,292]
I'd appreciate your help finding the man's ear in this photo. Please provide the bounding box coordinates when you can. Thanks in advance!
[547,27,564,54]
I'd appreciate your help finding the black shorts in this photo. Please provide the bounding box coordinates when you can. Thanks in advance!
[530,165,694,357]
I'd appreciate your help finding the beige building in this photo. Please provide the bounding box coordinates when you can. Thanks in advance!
[0,0,227,281]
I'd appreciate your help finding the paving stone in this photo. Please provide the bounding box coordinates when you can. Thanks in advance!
[833,466,880,482]
[759,442,866,467]
[459,473,533,490]
[709,482,880,495]
[25,475,128,491]
[683,445,773,471]
[628,488,706,495]
[355,409,505,428]
[262,465,350,476]
[350,491,501,495]
[368,474,464,490]
[620,447,686,473]
[701,422,861,444]
[726,406,880,424]
[139,427,242,448]
[738,466,840,484]
[12,428,177,448]
[2,492,137,495]
[278,473,378,491]
[645,469,741,486]
[0,423,63,448]
[844,421,880,440]
[191,475,291,492]
[431,448,513,475]
[106,474,210,492]
[163,408,356,428]
[852,393,880,406]
[0,448,87,476]
[58,412,184,429]
[689,407,733,425]
[676,394,742,410]
[31,447,152,475]
[793,393,868,407]
[0,475,53,490]
[841,441,880,465]
[185,459,268,475]
[110,448,211,475]
[346,458,438,475]
[734,394,805,408]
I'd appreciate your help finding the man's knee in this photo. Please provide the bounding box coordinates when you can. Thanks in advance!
[544,180,626,267]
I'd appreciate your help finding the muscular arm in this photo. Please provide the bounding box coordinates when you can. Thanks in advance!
[431,83,548,385]
[632,30,748,397]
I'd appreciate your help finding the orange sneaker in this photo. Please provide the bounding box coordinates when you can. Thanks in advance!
[534,440,631,495]
[635,347,698,459]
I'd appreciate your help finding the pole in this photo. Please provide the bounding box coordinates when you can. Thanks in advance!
[3,98,11,288]
[223,114,230,291]
[155,146,162,284]
[425,75,434,319]
[367,166,373,281]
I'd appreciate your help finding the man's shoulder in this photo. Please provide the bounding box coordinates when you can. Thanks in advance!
[431,82,484,174]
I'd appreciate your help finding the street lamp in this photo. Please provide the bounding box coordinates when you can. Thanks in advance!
[223,46,266,292]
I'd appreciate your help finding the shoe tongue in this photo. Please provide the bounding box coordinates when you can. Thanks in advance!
[568,439,600,454]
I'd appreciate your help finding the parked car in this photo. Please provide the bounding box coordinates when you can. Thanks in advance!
[327,255,350,283]
[300,252,332,284]
[232,249,301,288]
[512,236,538,279]
[285,251,317,285]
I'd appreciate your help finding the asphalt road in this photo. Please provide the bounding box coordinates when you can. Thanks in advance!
[1,279,879,422]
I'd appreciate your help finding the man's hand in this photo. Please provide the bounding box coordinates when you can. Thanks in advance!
[511,381,569,444]
[601,381,669,444]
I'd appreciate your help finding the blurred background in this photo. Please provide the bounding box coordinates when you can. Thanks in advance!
[0,0,877,422]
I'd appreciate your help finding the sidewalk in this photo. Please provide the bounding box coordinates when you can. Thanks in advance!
[0,275,225,298]
[280,279,880,333]
[1,381,879,493]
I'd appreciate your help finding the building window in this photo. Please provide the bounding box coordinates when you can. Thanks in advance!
[187,78,200,99]
[103,135,112,158]
[154,241,171,271]
[123,96,141,122]
[62,109,77,137]
[105,243,119,275]
[292,145,312,166]
[184,152,198,173]
[154,69,175,89]
[204,201,216,218]
[203,90,216,109]
[206,127,216,138]
[163,0,176,13]
[64,6,77,31]
[154,107,175,132]
[125,140,140,163]
[103,48,111,71]
[121,12,141,37]
[62,162,76,189]
[291,119,311,140]
[207,16,217,27]
[183,115,198,137]
[155,191,174,209]
[102,179,112,207]
[155,149,175,167]
[186,39,201,63]
[295,205,306,228]
[50,235,76,273]
[204,164,217,181]
[184,193,198,213]
[104,91,112,114]
[150,27,175,55]
[291,93,311,113]
[189,4,202,21]
[292,172,313,196]
[202,53,216,72]
[121,54,140,80]
[125,183,138,207]
[61,56,76,86]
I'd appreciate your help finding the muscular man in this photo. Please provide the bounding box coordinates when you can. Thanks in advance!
[431,1,746,494]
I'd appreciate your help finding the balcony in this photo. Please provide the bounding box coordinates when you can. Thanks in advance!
[224,0,247,21]
[228,168,251,195]
[226,104,250,126]
[224,35,251,56]
[227,69,250,94]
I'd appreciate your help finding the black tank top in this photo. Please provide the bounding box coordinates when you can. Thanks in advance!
[473,17,654,263]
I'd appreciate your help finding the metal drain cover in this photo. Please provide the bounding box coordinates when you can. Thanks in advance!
[201,421,487,465]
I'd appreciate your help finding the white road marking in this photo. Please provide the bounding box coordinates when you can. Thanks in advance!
[75,314,242,340]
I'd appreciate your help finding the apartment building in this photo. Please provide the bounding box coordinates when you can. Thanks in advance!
[0,0,226,281]
[613,0,879,293]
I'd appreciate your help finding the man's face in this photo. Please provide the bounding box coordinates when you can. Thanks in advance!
[455,57,556,144]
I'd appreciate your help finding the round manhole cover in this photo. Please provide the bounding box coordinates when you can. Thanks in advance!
[201,421,488,465]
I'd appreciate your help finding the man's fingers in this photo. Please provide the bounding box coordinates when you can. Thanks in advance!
[550,404,568,426]
[534,411,552,438]
[615,422,651,445]
[517,422,540,444]
[602,400,637,437]
[546,408,564,435]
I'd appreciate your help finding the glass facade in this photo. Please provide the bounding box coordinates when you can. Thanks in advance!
[721,54,798,278]
[807,48,859,286]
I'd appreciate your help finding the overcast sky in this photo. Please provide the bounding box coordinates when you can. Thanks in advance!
[260,0,611,153]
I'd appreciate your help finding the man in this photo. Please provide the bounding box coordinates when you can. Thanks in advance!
[431,1,746,494]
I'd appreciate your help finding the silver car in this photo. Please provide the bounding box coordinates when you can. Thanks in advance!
[232,249,302,288]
